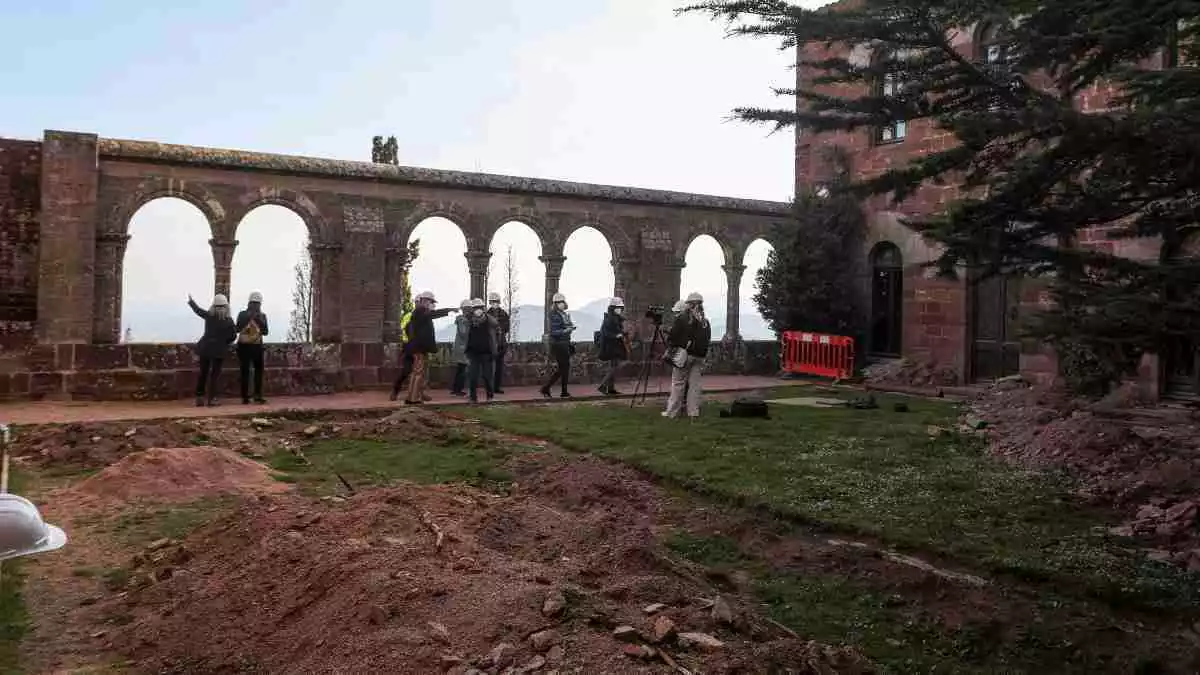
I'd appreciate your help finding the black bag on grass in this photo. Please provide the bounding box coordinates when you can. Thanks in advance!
[719,396,770,419]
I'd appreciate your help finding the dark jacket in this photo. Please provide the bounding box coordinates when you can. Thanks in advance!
[235,308,269,345]
[598,311,627,362]
[466,313,498,356]
[548,309,573,343]
[668,309,711,359]
[409,305,454,354]
[188,299,238,359]
[487,307,511,349]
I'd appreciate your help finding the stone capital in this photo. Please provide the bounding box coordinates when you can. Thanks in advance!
[464,249,493,274]
[97,232,132,246]
[722,263,747,282]
[539,254,567,277]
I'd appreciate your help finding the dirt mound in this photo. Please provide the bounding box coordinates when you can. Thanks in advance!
[70,447,290,503]
[864,358,959,387]
[100,459,874,674]
[969,381,1200,570]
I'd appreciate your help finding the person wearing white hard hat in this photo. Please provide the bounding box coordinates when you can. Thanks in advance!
[539,292,576,398]
[486,292,511,394]
[465,298,500,403]
[0,494,67,563]
[235,291,270,405]
[597,297,629,395]
[187,292,238,407]
[664,291,711,419]
[449,299,473,396]
[402,291,459,405]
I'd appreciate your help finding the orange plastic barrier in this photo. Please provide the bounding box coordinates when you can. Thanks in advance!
[781,331,855,380]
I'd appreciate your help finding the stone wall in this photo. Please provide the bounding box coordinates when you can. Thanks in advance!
[0,340,779,402]
[0,139,41,350]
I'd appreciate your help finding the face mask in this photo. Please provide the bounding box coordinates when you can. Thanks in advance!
[614,308,623,316]
[489,303,500,309]
[556,303,566,311]
[474,308,484,317]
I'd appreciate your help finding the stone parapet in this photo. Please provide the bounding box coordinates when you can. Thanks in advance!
[0,340,779,402]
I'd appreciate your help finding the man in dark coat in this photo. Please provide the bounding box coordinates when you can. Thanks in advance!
[402,290,458,405]
[486,292,511,394]
[664,292,711,419]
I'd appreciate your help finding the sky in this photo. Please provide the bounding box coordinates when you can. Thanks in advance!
[1,0,824,341]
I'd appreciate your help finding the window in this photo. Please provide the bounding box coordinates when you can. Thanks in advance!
[874,62,908,144]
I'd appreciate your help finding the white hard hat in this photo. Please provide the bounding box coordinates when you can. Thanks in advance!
[459,298,473,310]
[487,292,501,303]
[552,293,566,303]
[0,495,67,562]
[672,300,687,313]
[417,291,436,302]
[686,292,704,304]
[470,297,486,308]
[610,297,624,307]
[212,294,229,307]
[248,291,263,304]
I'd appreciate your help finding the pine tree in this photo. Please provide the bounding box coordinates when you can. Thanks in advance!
[753,150,866,341]
[682,0,1200,395]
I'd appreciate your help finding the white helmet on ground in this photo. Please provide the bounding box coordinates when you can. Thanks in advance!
[686,292,704,304]
[487,292,501,303]
[248,291,263,304]
[459,299,473,310]
[552,293,566,304]
[417,291,436,302]
[672,299,687,313]
[470,297,486,308]
[0,494,67,562]
[610,297,624,308]
[212,294,229,307]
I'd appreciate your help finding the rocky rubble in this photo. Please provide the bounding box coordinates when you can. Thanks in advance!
[863,359,960,388]
[967,378,1200,570]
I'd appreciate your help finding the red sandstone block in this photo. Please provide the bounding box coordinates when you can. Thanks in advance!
[130,344,193,370]
[340,343,365,368]
[29,372,63,397]
[24,345,57,372]
[363,342,385,367]
[72,344,131,371]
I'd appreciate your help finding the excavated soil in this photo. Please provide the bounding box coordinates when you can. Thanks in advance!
[93,455,873,675]
[67,446,290,504]
[968,379,1200,570]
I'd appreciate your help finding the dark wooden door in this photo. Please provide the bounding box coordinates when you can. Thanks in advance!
[971,273,1021,381]
[870,267,903,356]
[1163,335,1198,398]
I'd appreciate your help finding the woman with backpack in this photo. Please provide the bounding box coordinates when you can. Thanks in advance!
[235,291,270,405]
[187,293,238,407]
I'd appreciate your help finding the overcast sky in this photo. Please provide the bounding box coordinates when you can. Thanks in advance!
[2,0,825,341]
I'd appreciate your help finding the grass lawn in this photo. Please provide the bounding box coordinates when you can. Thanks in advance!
[467,389,1200,614]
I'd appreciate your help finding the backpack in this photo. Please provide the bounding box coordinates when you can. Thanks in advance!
[238,317,263,344]
[719,396,770,419]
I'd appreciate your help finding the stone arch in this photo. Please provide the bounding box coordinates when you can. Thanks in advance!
[406,215,471,324]
[560,216,630,256]
[674,222,736,264]
[233,187,329,242]
[106,177,226,237]
[680,234,728,331]
[230,204,310,337]
[398,201,474,249]
[488,221,545,339]
[864,211,939,268]
[739,238,776,339]
[560,225,615,311]
[482,208,552,251]
[118,197,216,343]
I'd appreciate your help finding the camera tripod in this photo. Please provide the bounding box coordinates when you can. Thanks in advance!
[631,323,668,407]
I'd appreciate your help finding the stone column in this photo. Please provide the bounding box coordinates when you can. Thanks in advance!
[539,254,566,335]
[721,264,747,341]
[465,249,492,300]
[661,260,686,309]
[310,242,343,342]
[209,238,238,298]
[92,232,131,343]
[382,245,411,342]
[611,257,638,308]
[37,130,99,343]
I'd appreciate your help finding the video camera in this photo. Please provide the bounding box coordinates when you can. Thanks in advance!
[644,304,666,325]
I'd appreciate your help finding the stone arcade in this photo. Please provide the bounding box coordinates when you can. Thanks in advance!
[0,130,788,401]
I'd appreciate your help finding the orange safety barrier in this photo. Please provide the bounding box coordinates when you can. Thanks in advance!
[781,331,855,380]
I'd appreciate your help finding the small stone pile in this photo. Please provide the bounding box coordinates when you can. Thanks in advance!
[863,359,959,388]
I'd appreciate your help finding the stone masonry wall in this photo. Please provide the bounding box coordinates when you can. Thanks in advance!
[0,340,778,402]
[0,139,41,351]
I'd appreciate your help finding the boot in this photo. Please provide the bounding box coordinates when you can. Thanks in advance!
[207,398,221,407]
[242,397,251,405]
[539,386,551,399]
[559,391,572,399]
[195,397,206,407]
[254,396,267,404]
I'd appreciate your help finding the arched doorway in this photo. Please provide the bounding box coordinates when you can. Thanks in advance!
[869,242,903,357]
[1164,235,1200,397]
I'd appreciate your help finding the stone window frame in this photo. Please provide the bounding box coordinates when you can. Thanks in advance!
[871,49,909,146]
